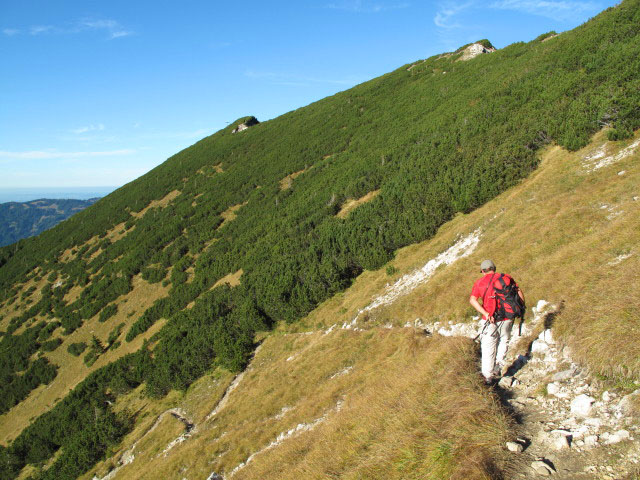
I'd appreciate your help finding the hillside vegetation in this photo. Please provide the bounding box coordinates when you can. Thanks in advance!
[0,198,99,247]
[82,125,639,480]
[1,1,640,478]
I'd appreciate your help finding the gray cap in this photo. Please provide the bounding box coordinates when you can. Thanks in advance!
[480,259,496,271]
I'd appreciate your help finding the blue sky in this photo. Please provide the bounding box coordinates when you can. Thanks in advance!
[0,0,618,190]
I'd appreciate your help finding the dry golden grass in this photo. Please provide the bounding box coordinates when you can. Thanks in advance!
[336,189,381,219]
[105,221,131,243]
[83,328,511,480]
[131,190,181,218]
[279,167,310,190]
[219,201,248,229]
[197,163,224,176]
[0,275,170,444]
[85,370,236,480]
[58,220,130,265]
[232,334,510,480]
[62,283,85,304]
[213,269,243,289]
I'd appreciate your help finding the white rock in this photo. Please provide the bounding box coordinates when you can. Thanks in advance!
[602,391,611,402]
[584,417,603,429]
[618,170,626,175]
[605,429,630,444]
[506,441,524,453]
[551,367,576,382]
[547,382,560,396]
[531,460,555,476]
[538,329,555,344]
[553,434,571,450]
[573,425,589,440]
[571,394,595,417]
[531,339,549,353]
[584,434,599,446]
[534,299,549,315]
[619,389,640,414]
[499,376,514,388]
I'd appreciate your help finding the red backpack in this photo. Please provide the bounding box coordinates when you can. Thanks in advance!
[492,274,525,320]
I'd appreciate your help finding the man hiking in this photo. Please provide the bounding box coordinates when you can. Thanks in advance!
[469,259,525,384]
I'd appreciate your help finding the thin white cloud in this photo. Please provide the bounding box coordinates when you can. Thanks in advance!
[71,124,105,134]
[326,0,410,13]
[30,25,53,35]
[489,0,599,19]
[110,30,132,39]
[434,1,475,29]
[0,149,136,160]
[245,70,364,87]
[79,19,133,38]
[4,18,133,39]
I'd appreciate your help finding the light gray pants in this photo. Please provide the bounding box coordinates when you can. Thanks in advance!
[480,319,513,380]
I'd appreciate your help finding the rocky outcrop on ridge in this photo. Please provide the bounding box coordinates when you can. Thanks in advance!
[458,42,497,61]
[232,116,259,133]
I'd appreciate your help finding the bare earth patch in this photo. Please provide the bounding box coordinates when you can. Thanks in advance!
[279,167,310,190]
[213,269,243,289]
[219,201,248,229]
[336,189,380,219]
[131,190,181,218]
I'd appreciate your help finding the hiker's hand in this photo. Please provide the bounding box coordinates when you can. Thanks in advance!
[487,315,495,324]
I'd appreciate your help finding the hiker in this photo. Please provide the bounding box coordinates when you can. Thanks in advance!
[469,260,525,384]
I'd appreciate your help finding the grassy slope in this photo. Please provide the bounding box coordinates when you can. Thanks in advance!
[84,331,510,480]
[80,129,638,479]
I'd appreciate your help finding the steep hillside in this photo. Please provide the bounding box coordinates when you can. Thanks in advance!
[1,1,640,478]
[0,198,99,247]
[81,126,639,480]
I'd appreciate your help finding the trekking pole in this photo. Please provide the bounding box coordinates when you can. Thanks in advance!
[518,303,526,336]
[473,321,489,343]
[518,315,523,336]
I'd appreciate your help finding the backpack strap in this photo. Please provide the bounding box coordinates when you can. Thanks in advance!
[494,274,508,321]
[494,274,507,292]
[480,273,496,318]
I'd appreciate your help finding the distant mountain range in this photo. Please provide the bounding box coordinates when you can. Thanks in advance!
[0,198,99,247]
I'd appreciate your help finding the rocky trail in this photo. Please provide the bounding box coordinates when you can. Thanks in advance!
[426,300,640,479]
[496,307,640,479]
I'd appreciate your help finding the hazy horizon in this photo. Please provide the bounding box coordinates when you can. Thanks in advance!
[0,186,118,204]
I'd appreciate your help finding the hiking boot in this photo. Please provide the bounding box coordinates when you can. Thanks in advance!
[484,377,497,387]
